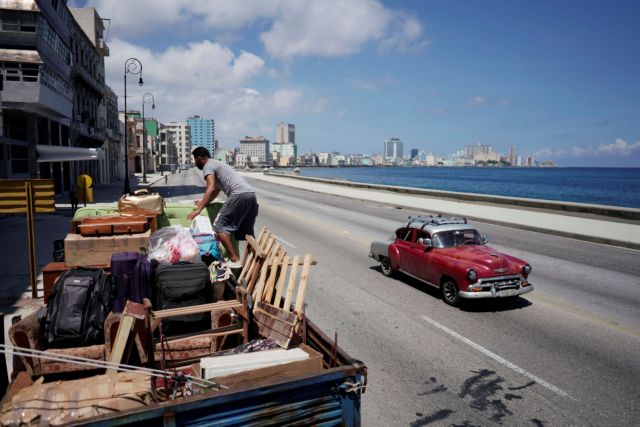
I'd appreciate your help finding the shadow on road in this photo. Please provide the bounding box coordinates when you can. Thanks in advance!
[368,265,532,312]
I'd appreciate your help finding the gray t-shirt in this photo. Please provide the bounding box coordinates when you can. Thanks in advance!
[202,159,254,197]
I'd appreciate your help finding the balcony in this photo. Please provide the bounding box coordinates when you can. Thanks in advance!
[71,118,106,148]
[71,62,104,96]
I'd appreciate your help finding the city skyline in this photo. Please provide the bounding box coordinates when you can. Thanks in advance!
[74,0,640,167]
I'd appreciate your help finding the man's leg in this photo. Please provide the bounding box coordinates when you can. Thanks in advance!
[218,231,239,262]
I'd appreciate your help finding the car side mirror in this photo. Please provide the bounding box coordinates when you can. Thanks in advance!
[421,238,433,250]
[481,235,488,244]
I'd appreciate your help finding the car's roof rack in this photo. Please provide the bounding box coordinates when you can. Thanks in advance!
[406,214,468,228]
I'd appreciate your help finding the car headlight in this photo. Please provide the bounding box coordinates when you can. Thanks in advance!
[467,269,477,281]
[523,264,532,275]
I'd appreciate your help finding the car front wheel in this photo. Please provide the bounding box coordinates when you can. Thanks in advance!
[441,279,460,306]
[380,257,394,277]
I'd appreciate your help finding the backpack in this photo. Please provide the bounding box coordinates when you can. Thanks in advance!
[156,261,210,336]
[111,252,156,313]
[44,268,113,348]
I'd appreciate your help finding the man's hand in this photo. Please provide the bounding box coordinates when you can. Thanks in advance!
[187,210,200,221]
[194,199,201,206]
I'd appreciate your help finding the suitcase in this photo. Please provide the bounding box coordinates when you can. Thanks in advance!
[156,262,210,336]
[111,252,156,312]
[76,215,149,236]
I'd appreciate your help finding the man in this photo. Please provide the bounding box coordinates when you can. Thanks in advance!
[187,147,258,268]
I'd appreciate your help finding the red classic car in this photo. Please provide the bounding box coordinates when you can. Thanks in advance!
[369,215,533,305]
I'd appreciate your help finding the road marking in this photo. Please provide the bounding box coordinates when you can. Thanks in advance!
[420,314,573,400]
[271,234,298,249]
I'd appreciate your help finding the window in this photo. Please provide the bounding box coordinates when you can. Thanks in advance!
[0,10,19,31]
[395,228,413,242]
[10,144,29,174]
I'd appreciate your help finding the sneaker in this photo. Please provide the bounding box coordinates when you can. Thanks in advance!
[226,260,242,269]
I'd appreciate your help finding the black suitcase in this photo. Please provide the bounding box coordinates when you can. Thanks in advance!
[44,268,113,347]
[156,262,210,336]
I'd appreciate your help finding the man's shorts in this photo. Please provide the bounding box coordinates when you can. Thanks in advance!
[213,192,259,240]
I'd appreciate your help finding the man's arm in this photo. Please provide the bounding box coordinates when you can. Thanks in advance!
[187,175,218,220]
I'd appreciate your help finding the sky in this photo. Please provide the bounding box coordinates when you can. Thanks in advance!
[71,0,640,167]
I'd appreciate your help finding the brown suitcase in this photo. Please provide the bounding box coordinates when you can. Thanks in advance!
[76,215,149,236]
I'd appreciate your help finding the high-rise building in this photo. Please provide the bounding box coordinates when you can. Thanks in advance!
[410,148,419,160]
[384,137,403,160]
[165,122,191,167]
[276,122,295,144]
[240,136,270,166]
[187,115,215,154]
[273,122,297,166]
[508,145,517,166]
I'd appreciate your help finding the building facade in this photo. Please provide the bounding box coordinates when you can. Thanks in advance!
[384,137,403,161]
[165,121,191,167]
[187,115,215,154]
[276,122,295,144]
[239,136,270,167]
[158,123,177,170]
[0,1,116,193]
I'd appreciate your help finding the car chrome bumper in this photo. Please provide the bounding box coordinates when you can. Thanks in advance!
[459,283,534,299]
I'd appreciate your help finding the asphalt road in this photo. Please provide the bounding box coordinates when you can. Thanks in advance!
[155,169,640,427]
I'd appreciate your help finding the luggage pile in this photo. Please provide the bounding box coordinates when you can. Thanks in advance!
[5,196,324,424]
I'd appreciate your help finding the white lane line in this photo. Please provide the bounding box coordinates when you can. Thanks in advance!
[420,315,573,400]
[272,234,298,249]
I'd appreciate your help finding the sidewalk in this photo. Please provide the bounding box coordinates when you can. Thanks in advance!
[241,172,640,249]
[0,174,164,327]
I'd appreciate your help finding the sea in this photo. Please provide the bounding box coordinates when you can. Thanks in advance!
[284,167,640,209]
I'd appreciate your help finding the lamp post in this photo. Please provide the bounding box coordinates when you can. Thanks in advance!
[123,58,143,194]
[141,93,155,183]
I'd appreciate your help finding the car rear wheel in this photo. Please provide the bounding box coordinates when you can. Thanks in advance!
[380,257,394,277]
[441,279,460,306]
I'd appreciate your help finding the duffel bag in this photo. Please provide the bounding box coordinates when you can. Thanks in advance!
[44,268,113,348]
[119,189,164,215]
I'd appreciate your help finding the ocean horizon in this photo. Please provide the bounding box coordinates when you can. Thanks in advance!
[282,166,640,209]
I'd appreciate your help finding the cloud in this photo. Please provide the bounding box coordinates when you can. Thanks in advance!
[466,96,487,107]
[337,109,348,118]
[535,138,640,159]
[465,96,511,108]
[348,78,378,92]
[106,39,323,143]
[89,0,428,59]
[348,74,399,92]
[378,12,431,53]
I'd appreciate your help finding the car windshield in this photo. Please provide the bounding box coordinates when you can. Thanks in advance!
[433,229,483,248]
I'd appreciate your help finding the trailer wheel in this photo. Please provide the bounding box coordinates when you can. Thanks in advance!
[380,257,394,277]
[441,279,460,306]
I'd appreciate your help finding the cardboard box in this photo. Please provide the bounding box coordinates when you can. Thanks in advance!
[192,344,323,391]
[64,230,150,267]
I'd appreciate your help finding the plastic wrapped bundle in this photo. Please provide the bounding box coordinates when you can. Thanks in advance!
[148,225,200,264]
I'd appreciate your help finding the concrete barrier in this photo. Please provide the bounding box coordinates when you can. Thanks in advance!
[264,171,640,221]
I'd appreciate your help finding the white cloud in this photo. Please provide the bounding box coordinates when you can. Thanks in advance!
[535,138,640,159]
[466,96,487,107]
[348,78,378,92]
[378,13,431,53]
[465,96,510,108]
[337,109,348,118]
[90,0,427,59]
[106,39,323,143]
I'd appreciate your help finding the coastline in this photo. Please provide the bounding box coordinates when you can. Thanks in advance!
[241,171,640,250]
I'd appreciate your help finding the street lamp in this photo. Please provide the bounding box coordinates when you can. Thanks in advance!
[122,57,143,194]
[141,92,155,183]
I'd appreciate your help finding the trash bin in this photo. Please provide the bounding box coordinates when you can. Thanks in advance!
[76,174,93,203]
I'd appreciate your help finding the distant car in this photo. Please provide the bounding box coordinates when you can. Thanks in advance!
[369,215,533,305]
